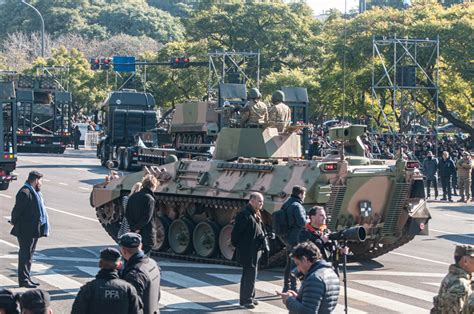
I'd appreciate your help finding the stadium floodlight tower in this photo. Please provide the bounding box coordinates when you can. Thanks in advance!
[371,35,440,151]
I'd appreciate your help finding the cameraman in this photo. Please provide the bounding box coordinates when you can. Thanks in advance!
[299,206,348,274]
[277,241,340,313]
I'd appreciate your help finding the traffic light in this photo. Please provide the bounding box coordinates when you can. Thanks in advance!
[90,58,100,70]
[171,57,190,68]
[100,58,111,70]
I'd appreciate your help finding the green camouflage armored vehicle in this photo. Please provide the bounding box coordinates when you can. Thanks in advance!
[90,120,430,265]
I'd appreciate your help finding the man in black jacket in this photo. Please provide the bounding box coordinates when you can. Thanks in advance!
[126,175,158,254]
[10,171,50,288]
[231,192,266,309]
[72,247,142,314]
[281,185,307,293]
[438,151,456,202]
[120,233,161,314]
[278,241,340,314]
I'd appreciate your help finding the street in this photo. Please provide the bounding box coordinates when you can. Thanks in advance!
[0,149,472,313]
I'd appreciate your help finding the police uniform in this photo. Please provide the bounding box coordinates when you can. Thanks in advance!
[19,288,50,313]
[268,102,291,132]
[72,248,142,314]
[120,233,161,314]
[432,245,474,314]
[241,99,268,126]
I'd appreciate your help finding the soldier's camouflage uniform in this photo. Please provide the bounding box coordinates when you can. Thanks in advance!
[432,245,474,314]
[463,291,474,314]
[241,100,268,126]
[268,102,291,132]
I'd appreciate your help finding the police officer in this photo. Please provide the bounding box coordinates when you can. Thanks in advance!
[19,289,52,314]
[431,244,474,314]
[268,90,291,132]
[72,247,142,314]
[240,88,268,127]
[119,233,161,314]
[0,289,19,314]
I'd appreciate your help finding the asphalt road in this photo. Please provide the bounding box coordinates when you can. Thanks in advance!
[0,149,472,314]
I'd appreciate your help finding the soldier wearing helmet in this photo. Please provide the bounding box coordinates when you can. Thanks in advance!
[241,88,268,127]
[431,244,474,314]
[268,90,291,132]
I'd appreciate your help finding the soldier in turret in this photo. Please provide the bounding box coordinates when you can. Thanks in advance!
[268,90,291,132]
[240,88,268,127]
[431,244,474,314]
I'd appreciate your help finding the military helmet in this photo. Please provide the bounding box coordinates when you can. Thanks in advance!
[272,90,285,102]
[248,88,261,99]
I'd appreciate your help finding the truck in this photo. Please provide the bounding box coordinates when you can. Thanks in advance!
[15,75,72,153]
[0,81,18,190]
[96,89,158,170]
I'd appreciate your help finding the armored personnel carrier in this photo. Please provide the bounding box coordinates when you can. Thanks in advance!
[90,120,430,265]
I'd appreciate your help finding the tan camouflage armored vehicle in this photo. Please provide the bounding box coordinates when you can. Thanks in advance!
[90,120,430,265]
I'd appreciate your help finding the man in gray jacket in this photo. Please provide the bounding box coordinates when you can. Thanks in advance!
[423,151,439,199]
[278,241,340,313]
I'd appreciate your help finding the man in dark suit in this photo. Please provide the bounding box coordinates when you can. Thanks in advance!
[231,192,266,309]
[10,171,50,288]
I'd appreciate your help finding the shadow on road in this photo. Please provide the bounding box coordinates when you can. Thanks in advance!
[436,233,474,245]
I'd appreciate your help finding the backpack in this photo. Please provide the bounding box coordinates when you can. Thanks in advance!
[272,203,290,238]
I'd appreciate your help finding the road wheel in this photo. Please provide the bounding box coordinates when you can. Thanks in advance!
[218,224,235,260]
[168,218,194,254]
[0,182,9,191]
[193,221,220,258]
[154,216,171,251]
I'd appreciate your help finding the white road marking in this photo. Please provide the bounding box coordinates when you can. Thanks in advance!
[353,280,435,302]
[444,214,472,219]
[43,179,51,182]
[163,271,283,312]
[0,254,98,263]
[347,270,445,277]
[430,228,474,239]
[45,206,98,222]
[388,252,450,266]
[0,194,12,198]
[0,274,19,288]
[346,287,427,313]
[58,182,68,186]
[159,261,239,270]
[9,263,83,295]
[0,239,19,248]
[74,266,213,311]
[79,187,91,191]
[72,168,87,172]
[423,282,441,287]
[208,273,367,314]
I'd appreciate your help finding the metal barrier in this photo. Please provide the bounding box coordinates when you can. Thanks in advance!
[84,131,99,148]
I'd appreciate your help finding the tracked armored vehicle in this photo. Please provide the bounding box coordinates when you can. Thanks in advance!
[91,121,430,265]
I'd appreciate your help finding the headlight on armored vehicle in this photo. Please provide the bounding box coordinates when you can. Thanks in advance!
[320,163,338,172]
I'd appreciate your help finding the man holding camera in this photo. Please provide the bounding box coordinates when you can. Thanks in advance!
[299,206,346,272]
[277,241,340,313]
[231,192,266,309]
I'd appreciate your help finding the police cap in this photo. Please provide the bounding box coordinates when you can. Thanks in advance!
[119,232,142,248]
[19,289,50,312]
[0,289,18,313]
[100,247,121,262]
[455,244,474,257]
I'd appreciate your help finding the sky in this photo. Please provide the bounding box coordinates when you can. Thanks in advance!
[306,0,359,14]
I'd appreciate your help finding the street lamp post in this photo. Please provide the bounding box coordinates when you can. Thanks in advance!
[21,0,45,58]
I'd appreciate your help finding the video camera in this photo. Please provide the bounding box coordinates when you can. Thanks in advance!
[328,226,366,242]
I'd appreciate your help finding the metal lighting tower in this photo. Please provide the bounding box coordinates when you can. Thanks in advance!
[207,50,260,100]
[371,35,440,152]
[21,0,45,58]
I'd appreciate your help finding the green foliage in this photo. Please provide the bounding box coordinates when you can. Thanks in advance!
[0,0,183,42]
